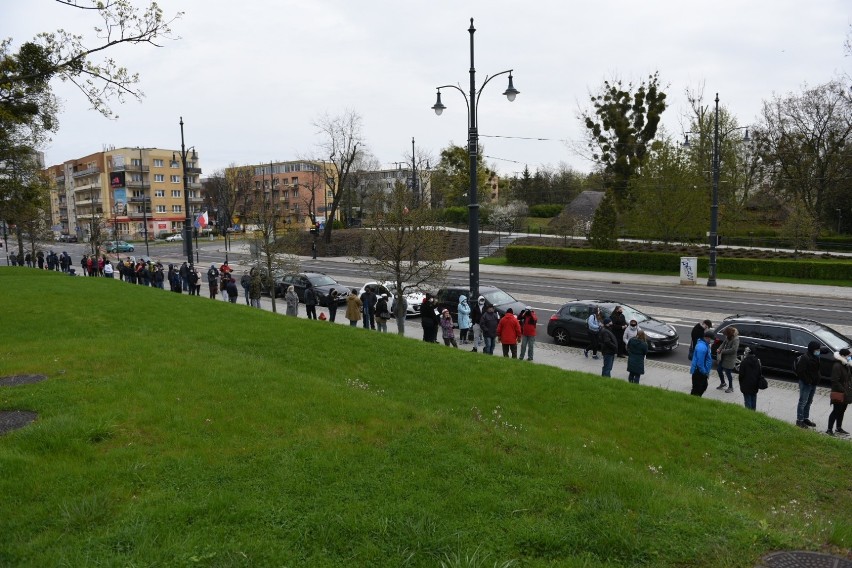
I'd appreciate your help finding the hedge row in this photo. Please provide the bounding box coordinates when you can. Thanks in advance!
[505,245,852,281]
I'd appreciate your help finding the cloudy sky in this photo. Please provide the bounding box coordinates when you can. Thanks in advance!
[4,0,850,176]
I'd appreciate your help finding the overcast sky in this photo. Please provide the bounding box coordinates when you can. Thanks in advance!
[4,0,850,176]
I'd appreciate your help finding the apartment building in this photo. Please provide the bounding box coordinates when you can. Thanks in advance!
[48,147,202,241]
[226,160,337,230]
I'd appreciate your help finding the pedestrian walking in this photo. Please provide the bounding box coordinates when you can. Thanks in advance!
[827,348,852,437]
[440,309,458,348]
[689,328,715,396]
[716,326,739,393]
[626,330,649,383]
[599,318,618,377]
[518,306,537,361]
[737,347,763,410]
[285,285,299,317]
[585,306,602,360]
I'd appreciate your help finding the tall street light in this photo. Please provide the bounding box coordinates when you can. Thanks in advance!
[137,147,150,257]
[432,17,519,302]
[175,117,197,266]
[683,93,749,287]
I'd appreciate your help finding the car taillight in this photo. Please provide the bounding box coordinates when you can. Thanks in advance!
[549,314,558,321]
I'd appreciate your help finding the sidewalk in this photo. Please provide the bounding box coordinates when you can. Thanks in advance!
[190,242,845,436]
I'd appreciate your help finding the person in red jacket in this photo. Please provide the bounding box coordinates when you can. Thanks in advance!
[496,308,522,359]
[518,306,538,361]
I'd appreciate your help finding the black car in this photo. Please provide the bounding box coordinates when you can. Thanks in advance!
[280,272,349,307]
[434,285,527,320]
[712,314,851,381]
[547,300,679,353]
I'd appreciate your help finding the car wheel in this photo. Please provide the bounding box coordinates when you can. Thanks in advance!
[552,327,570,346]
[129,247,134,252]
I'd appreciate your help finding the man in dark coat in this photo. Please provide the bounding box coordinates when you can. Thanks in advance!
[737,347,762,410]
[795,340,825,428]
[610,305,628,357]
[599,318,619,377]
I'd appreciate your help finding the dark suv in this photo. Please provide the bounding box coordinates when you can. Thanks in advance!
[434,285,527,320]
[712,314,851,381]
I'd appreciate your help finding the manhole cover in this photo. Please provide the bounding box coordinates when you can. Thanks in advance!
[0,410,38,435]
[0,374,47,387]
[759,551,852,567]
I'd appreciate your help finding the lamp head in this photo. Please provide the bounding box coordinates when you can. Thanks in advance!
[191,149,198,161]
[431,90,446,116]
[742,128,750,143]
[682,135,691,148]
[503,73,519,102]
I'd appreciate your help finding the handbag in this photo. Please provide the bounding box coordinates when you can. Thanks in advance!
[687,345,694,361]
[830,391,845,404]
[758,376,768,390]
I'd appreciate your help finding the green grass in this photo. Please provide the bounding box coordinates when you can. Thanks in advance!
[1,268,850,567]
[482,256,852,287]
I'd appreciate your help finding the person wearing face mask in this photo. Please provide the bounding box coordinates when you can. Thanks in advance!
[795,341,826,428]
[737,347,763,410]
[827,348,852,436]
[626,330,648,384]
[470,296,486,352]
[623,319,639,346]
[610,306,628,357]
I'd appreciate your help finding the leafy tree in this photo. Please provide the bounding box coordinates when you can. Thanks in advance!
[429,144,493,208]
[587,190,619,249]
[753,80,852,229]
[353,182,448,335]
[781,202,820,257]
[0,146,50,260]
[582,73,668,207]
[203,168,238,234]
[626,139,707,243]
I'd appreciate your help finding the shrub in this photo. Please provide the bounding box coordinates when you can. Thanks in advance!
[529,204,564,218]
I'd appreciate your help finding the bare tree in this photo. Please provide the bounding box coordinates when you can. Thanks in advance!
[243,164,300,313]
[353,181,448,334]
[313,110,367,242]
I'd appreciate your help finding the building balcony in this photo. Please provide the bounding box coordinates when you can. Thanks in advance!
[55,175,65,184]
[74,182,101,192]
[126,181,150,189]
[111,164,149,172]
[188,182,202,190]
[74,197,102,206]
[72,167,101,178]
[188,196,204,204]
[129,196,151,204]
[185,167,202,175]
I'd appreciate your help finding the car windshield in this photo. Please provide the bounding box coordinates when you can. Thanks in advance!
[600,304,649,324]
[483,289,516,306]
[813,327,850,351]
[309,275,337,287]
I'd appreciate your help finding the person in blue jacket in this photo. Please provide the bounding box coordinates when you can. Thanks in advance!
[689,328,715,397]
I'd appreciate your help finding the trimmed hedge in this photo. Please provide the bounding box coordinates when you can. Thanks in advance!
[529,204,564,218]
[506,245,852,281]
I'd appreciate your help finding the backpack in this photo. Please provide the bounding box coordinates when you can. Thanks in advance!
[793,354,804,377]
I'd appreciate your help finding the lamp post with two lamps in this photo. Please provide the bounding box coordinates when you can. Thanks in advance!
[683,93,749,287]
[431,18,519,301]
[174,117,197,266]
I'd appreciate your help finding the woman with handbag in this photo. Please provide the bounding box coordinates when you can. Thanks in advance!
[827,347,852,436]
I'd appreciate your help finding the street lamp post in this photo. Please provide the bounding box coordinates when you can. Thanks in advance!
[176,117,197,267]
[431,17,519,301]
[138,147,150,257]
[684,93,749,287]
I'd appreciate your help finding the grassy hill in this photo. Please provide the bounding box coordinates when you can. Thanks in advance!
[1,268,850,567]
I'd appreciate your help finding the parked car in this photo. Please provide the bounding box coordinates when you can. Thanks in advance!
[547,300,679,353]
[279,272,350,306]
[434,285,527,320]
[257,267,287,298]
[165,233,183,242]
[103,240,135,253]
[55,233,78,243]
[711,314,851,381]
[358,281,425,317]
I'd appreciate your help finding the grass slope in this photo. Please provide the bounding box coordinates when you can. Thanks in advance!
[0,268,850,567]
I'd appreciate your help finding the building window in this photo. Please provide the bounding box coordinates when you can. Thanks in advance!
[154,174,164,182]
[171,175,181,183]
[131,158,142,166]
[171,190,181,198]
[156,205,166,213]
[154,190,164,197]
[153,159,164,167]
[172,205,182,213]
[293,189,299,198]
[131,174,143,182]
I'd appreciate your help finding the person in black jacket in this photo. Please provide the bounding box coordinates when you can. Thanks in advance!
[795,340,825,428]
[737,347,762,410]
[611,306,628,357]
[827,348,852,436]
[470,296,485,352]
[599,318,619,377]
[420,294,440,343]
[690,319,713,359]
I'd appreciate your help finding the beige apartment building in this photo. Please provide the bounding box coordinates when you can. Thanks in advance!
[47,147,203,241]
[227,160,338,230]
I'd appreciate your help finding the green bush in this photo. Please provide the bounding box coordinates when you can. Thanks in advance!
[435,207,468,224]
[529,204,564,218]
[505,245,852,281]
